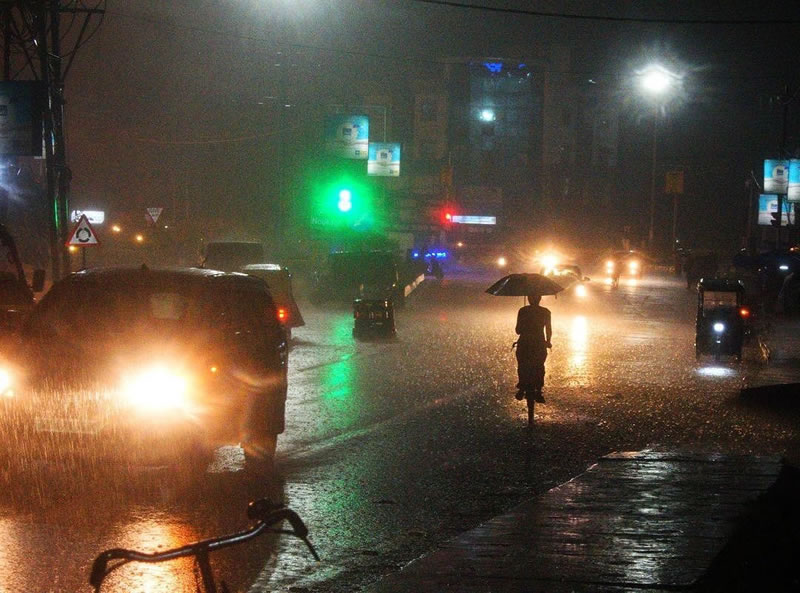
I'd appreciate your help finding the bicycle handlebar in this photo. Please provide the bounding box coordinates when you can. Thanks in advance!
[89,500,318,591]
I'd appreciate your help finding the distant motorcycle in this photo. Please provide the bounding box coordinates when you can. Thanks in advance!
[430,260,444,281]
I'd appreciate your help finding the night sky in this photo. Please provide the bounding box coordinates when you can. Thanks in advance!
[54,1,800,254]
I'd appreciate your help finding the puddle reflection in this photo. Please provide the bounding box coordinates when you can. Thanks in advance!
[567,315,590,384]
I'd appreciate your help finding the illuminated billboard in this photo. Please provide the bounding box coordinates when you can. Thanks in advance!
[451,215,497,225]
[764,159,789,194]
[324,114,369,159]
[0,81,44,157]
[368,142,400,176]
[789,159,800,203]
[758,194,791,226]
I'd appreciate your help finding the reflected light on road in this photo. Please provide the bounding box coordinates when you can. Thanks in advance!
[0,518,23,587]
[696,366,736,378]
[627,278,638,288]
[568,315,589,382]
[102,518,199,592]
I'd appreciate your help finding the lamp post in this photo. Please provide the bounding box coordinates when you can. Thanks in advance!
[638,65,677,250]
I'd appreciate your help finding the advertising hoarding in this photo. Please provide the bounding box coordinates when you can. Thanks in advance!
[788,159,800,203]
[324,114,369,159]
[367,142,401,176]
[0,81,44,157]
[451,215,497,225]
[764,159,789,194]
[70,210,105,224]
[758,194,792,226]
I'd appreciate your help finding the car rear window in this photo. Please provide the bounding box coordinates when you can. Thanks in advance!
[703,291,738,309]
[24,278,207,340]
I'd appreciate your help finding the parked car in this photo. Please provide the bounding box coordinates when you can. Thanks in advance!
[0,266,288,471]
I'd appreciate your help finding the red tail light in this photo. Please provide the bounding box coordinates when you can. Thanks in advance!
[277,307,288,322]
[739,307,751,318]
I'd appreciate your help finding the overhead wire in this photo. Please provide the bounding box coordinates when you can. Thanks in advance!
[101,6,799,82]
[407,0,800,25]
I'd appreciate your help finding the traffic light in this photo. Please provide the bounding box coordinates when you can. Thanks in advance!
[309,174,377,231]
[337,189,353,213]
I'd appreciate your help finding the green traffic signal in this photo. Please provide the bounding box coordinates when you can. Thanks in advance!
[338,189,353,212]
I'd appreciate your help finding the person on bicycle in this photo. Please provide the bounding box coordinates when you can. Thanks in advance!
[514,293,552,403]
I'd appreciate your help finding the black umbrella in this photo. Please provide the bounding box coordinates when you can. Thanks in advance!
[485,273,565,297]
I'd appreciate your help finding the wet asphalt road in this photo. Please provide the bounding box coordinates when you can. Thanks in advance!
[2,268,800,592]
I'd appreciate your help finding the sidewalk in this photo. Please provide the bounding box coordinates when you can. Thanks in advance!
[365,451,783,593]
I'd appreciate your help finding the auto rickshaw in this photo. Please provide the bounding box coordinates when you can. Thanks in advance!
[695,278,749,361]
[352,297,396,338]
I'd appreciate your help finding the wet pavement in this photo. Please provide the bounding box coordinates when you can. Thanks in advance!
[365,450,783,592]
[1,268,800,592]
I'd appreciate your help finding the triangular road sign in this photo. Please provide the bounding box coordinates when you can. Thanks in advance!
[146,207,163,225]
[66,214,100,246]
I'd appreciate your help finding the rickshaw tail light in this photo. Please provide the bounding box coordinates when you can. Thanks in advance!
[739,307,751,318]
[277,307,288,322]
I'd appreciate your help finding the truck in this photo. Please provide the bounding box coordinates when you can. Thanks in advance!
[311,250,405,305]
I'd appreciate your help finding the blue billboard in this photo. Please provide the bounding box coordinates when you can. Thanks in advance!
[758,194,791,226]
[788,159,800,203]
[324,114,369,159]
[764,159,789,194]
[367,142,401,176]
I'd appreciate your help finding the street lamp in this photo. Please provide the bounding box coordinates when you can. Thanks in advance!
[637,64,678,250]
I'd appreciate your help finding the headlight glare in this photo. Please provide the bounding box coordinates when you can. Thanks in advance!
[122,366,191,412]
[713,322,725,333]
[0,368,13,397]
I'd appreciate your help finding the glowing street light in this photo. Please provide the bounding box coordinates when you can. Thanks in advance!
[135,233,144,243]
[479,108,496,122]
[636,64,680,249]
[640,65,673,95]
[111,224,122,233]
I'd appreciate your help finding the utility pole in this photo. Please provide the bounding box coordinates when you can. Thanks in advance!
[0,0,105,281]
[647,105,658,250]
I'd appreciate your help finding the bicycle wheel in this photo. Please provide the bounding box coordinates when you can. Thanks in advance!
[526,393,535,426]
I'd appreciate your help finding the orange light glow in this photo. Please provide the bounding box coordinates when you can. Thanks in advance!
[68,245,78,253]
[277,307,288,322]
[739,307,751,318]
[210,365,218,374]
[135,234,144,243]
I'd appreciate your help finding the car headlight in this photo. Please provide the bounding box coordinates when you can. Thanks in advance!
[628,260,640,271]
[122,366,191,412]
[713,322,725,333]
[575,284,588,298]
[0,368,13,397]
[497,256,507,267]
[541,254,559,270]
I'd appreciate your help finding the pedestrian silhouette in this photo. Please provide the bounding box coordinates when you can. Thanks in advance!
[514,294,552,404]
